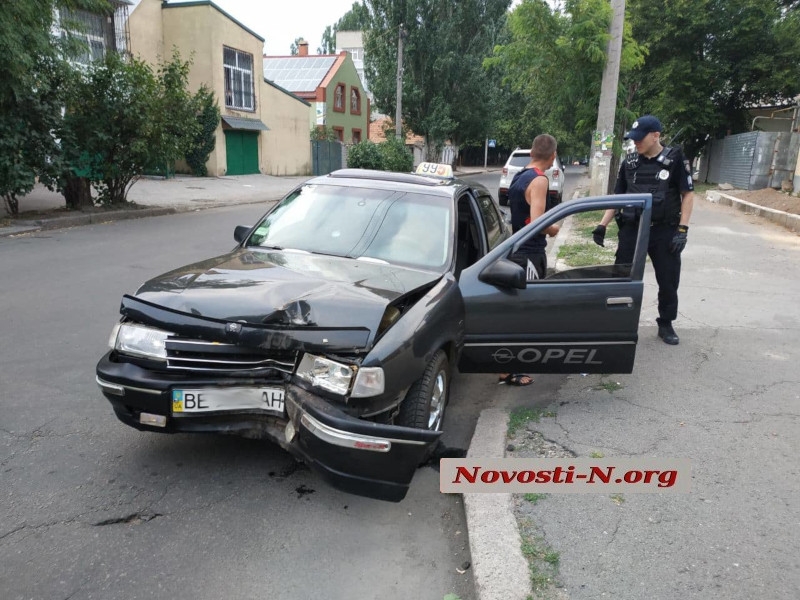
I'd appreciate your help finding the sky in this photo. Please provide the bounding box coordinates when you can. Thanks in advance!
[165,0,526,57]
[200,0,365,56]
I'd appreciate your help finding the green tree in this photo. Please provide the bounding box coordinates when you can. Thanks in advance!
[0,0,111,215]
[60,52,197,205]
[623,0,800,161]
[290,37,304,55]
[147,50,201,177]
[319,3,370,54]
[186,86,221,177]
[318,26,336,54]
[337,2,370,30]
[379,137,414,172]
[347,140,384,169]
[364,0,511,157]
[486,0,645,159]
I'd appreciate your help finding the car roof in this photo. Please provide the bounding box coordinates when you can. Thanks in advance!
[305,168,481,199]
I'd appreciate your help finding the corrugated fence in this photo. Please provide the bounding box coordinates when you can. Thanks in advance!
[700,131,800,190]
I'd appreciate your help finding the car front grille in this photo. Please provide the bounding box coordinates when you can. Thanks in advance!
[165,339,297,374]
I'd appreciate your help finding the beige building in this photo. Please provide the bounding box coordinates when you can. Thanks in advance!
[128,0,311,176]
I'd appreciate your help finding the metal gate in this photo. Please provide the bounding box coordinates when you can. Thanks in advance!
[311,140,343,176]
[700,131,800,190]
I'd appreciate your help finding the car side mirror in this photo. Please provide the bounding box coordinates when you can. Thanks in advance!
[478,258,527,290]
[234,225,250,244]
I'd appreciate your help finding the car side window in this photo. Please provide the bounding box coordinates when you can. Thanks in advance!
[476,193,504,250]
[520,207,640,283]
[455,195,485,279]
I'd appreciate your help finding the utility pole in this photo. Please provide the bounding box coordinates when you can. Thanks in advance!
[590,0,625,196]
[395,24,405,139]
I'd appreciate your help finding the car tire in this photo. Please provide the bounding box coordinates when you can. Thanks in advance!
[397,349,449,432]
[499,194,509,207]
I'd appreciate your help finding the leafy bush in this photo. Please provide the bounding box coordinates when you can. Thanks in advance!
[60,51,198,205]
[379,136,413,172]
[310,126,338,142]
[186,85,220,177]
[347,140,384,170]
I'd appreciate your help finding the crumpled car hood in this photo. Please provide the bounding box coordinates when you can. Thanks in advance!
[133,248,442,334]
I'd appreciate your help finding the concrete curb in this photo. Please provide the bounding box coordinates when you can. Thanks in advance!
[706,190,800,232]
[464,409,531,600]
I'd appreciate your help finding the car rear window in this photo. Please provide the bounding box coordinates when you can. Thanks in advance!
[508,153,530,168]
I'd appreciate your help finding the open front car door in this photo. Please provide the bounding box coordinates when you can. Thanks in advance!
[458,194,652,375]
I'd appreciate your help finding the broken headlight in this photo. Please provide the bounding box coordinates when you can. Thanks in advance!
[296,353,384,397]
[110,322,170,361]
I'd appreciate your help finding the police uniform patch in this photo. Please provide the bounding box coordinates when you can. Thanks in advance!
[658,169,670,180]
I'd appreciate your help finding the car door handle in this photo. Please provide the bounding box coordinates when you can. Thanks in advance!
[606,297,633,307]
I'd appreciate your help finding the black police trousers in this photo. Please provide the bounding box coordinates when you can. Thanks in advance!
[616,222,681,324]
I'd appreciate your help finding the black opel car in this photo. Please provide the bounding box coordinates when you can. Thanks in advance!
[96,166,653,501]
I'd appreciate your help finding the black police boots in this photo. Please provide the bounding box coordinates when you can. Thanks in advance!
[658,322,679,345]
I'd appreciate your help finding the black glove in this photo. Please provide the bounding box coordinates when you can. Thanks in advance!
[670,225,689,253]
[592,224,606,247]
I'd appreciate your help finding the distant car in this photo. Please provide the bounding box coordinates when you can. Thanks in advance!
[96,165,653,502]
[579,157,589,166]
[498,149,564,207]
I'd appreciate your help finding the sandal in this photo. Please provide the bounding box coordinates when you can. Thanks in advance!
[498,373,533,386]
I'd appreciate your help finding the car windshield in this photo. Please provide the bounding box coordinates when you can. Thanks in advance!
[246,184,453,271]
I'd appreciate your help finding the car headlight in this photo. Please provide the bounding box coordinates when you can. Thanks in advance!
[296,354,384,398]
[111,322,170,361]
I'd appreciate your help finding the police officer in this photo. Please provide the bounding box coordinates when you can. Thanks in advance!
[592,115,694,345]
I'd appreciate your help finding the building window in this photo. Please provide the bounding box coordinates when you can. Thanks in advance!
[333,126,344,142]
[224,47,255,111]
[350,87,361,115]
[344,47,362,61]
[352,129,362,144]
[60,9,110,64]
[333,83,345,113]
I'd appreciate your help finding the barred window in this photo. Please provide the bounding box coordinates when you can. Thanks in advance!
[60,9,109,65]
[224,47,255,111]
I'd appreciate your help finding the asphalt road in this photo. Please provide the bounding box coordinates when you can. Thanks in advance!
[508,185,800,598]
[0,169,584,600]
[1,204,478,600]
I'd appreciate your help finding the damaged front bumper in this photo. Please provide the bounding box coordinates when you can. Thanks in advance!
[96,353,440,502]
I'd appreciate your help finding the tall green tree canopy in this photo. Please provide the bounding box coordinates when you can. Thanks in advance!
[364,0,511,153]
[486,0,645,157]
[318,2,370,53]
[622,0,800,159]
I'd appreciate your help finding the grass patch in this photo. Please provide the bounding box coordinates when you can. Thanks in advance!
[559,210,620,267]
[610,494,625,505]
[693,182,716,195]
[594,378,623,393]
[508,407,554,436]
[557,242,615,267]
[518,517,561,594]
[590,451,605,459]
[523,493,548,505]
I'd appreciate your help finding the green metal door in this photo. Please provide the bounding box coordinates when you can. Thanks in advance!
[225,131,260,175]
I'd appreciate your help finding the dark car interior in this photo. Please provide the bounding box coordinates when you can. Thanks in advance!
[455,196,483,279]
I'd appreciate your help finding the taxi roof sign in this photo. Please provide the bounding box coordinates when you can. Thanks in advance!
[415,162,453,179]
